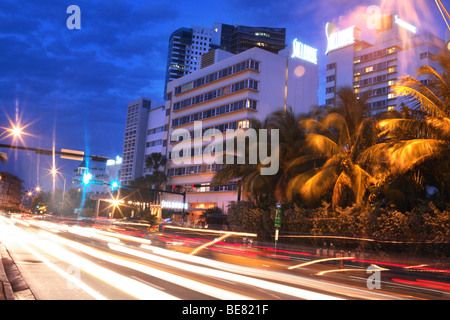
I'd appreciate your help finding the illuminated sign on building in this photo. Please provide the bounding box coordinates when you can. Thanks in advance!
[161,200,188,210]
[325,23,356,55]
[291,39,318,64]
[394,15,417,34]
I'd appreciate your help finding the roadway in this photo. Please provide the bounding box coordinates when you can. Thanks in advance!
[0,214,449,303]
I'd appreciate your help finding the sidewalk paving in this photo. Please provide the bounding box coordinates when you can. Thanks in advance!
[0,243,15,300]
[0,242,36,300]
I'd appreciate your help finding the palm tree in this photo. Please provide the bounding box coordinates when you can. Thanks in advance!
[212,119,276,203]
[213,108,306,203]
[286,87,377,210]
[144,152,167,188]
[359,52,450,206]
[145,152,167,171]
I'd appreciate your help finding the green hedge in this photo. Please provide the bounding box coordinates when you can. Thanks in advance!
[227,201,450,243]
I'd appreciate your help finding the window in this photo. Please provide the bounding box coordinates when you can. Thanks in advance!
[326,75,335,82]
[387,47,396,54]
[173,59,260,95]
[325,87,335,94]
[327,63,336,70]
[173,79,259,111]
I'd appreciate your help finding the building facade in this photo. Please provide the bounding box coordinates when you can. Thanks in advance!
[324,15,446,113]
[164,45,319,222]
[143,105,167,177]
[0,172,24,211]
[71,160,108,194]
[164,23,287,96]
[120,97,151,185]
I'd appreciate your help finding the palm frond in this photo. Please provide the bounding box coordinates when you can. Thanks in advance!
[323,112,351,146]
[305,133,344,158]
[332,171,352,210]
[394,77,446,118]
[386,139,448,175]
[299,163,340,206]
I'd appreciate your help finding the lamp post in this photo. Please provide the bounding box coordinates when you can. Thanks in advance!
[50,167,67,215]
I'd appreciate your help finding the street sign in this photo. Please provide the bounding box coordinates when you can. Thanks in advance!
[90,179,104,185]
[61,148,84,161]
[275,208,282,229]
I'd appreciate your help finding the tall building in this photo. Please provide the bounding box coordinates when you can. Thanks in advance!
[120,97,151,185]
[143,105,167,177]
[324,15,446,113]
[164,44,319,222]
[106,156,122,184]
[164,23,287,95]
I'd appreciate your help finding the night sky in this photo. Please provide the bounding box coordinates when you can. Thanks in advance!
[0,0,447,192]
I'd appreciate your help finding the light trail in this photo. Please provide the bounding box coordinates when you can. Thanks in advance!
[39,231,253,300]
[0,217,106,300]
[138,244,408,300]
[316,267,388,276]
[190,233,231,255]
[164,225,257,238]
[288,257,355,270]
[108,242,343,300]
[35,235,179,300]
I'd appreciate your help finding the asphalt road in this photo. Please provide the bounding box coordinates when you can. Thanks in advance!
[1,214,449,303]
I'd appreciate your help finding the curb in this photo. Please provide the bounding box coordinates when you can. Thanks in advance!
[0,243,15,300]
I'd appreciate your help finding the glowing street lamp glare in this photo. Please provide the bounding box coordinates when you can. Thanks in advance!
[11,126,23,137]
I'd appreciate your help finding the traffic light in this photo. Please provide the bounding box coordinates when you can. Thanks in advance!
[111,181,119,190]
[83,172,92,185]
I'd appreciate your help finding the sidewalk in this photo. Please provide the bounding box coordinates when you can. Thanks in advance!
[0,243,15,300]
[0,242,36,300]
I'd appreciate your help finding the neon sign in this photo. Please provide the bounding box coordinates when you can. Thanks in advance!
[291,39,318,64]
[394,15,416,34]
[325,23,356,55]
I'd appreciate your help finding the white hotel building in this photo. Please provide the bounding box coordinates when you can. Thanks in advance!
[324,14,446,112]
[164,44,319,220]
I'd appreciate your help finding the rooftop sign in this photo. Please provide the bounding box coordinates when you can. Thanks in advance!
[325,23,356,55]
[394,15,417,34]
[291,39,318,64]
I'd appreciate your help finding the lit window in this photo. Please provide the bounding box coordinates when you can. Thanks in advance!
[238,120,250,129]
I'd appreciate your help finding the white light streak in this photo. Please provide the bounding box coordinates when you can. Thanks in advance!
[110,243,342,300]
